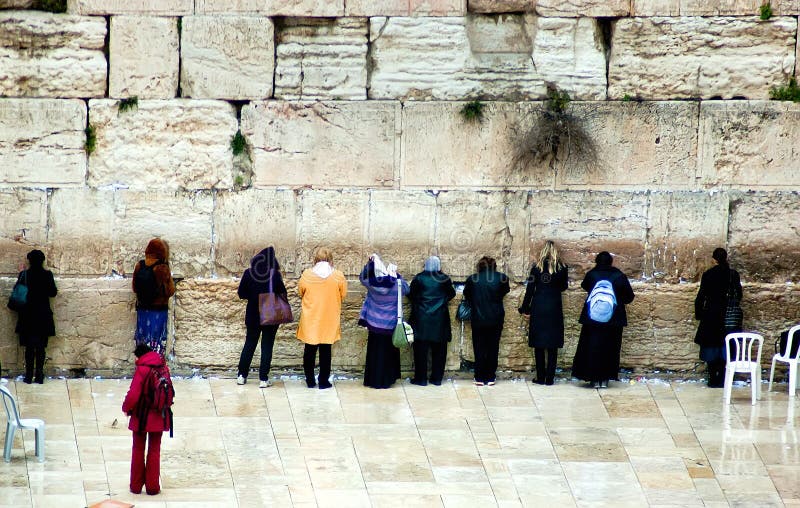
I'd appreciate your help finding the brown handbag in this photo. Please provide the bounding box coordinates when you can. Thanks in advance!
[258,271,293,325]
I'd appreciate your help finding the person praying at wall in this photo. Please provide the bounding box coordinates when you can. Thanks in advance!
[132,238,175,357]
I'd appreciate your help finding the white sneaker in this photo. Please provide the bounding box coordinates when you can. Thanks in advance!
[259,380,272,388]
[237,375,246,385]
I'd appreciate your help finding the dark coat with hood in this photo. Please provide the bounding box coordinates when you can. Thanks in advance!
[122,351,172,432]
[238,247,287,328]
[409,271,456,343]
[463,268,510,328]
[132,238,175,311]
[578,265,635,327]
[519,262,568,348]
[694,263,742,348]
[14,258,58,346]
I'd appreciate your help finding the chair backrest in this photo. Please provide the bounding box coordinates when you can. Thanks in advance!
[784,324,800,360]
[0,385,21,426]
[726,332,764,370]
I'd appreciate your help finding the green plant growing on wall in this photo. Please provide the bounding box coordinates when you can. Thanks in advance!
[34,0,67,13]
[231,130,247,156]
[459,100,485,122]
[770,77,800,101]
[118,97,139,114]
[84,124,96,155]
[234,175,244,187]
[621,94,634,102]
[759,2,773,20]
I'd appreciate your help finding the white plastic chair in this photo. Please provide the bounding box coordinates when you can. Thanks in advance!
[769,325,800,397]
[0,385,45,462]
[724,332,764,405]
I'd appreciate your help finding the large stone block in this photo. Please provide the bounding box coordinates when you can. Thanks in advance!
[242,101,399,188]
[527,191,649,279]
[297,190,368,276]
[0,11,106,98]
[346,0,465,15]
[0,189,47,276]
[409,0,467,15]
[111,191,214,278]
[698,101,800,189]
[109,16,179,99]
[728,192,800,283]
[631,0,800,16]
[368,15,606,101]
[181,16,274,100]
[0,279,21,374]
[645,192,729,283]
[87,99,237,190]
[435,191,530,280]
[468,0,534,12]
[536,0,630,16]
[67,0,193,14]
[0,99,86,187]
[275,17,367,101]
[48,188,115,276]
[213,189,298,277]
[194,0,344,16]
[744,283,800,351]
[366,191,436,278]
[608,17,797,100]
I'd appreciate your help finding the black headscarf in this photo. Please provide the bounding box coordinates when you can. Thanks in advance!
[250,246,279,282]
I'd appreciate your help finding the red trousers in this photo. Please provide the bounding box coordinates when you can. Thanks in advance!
[130,431,163,495]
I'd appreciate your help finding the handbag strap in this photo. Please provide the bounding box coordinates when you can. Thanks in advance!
[396,279,402,321]
[267,269,273,293]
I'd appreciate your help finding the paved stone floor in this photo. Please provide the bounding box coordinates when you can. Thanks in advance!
[1,375,800,507]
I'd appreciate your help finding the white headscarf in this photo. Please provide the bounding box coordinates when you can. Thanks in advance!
[312,261,334,279]
[371,253,397,278]
[424,256,441,272]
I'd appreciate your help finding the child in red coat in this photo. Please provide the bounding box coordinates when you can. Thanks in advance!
[122,344,172,495]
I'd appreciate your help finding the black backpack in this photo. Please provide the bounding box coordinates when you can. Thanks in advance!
[134,260,163,306]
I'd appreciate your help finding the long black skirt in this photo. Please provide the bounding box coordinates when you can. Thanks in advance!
[571,323,624,382]
[363,330,401,389]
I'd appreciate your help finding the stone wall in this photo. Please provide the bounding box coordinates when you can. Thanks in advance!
[1,1,799,379]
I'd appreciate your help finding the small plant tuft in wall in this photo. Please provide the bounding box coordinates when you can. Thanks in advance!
[459,100,485,123]
[769,77,800,102]
[118,97,139,114]
[231,130,247,156]
[84,124,96,155]
[759,2,773,20]
[34,0,67,13]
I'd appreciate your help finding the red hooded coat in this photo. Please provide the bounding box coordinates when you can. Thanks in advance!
[122,351,172,432]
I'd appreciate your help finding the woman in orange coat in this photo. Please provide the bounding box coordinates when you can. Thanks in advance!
[297,247,348,389]
[132,238,176,357]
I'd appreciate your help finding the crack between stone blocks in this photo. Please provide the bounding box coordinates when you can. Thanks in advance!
[210,189,217,279]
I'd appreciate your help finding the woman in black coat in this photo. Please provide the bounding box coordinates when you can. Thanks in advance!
[464,256,510,386]
[694,248,742,388]
[409,256,456,386]
[13,249,57,384]
[571,251,635,388]
[236,246,287,388]
[519,241,568,386]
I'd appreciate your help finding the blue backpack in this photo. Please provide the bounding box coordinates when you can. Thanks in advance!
[586,275,620,323]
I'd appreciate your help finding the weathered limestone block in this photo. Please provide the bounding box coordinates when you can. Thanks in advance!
[213,189,297,277]
[297,190,367,275]
[0,279,21,374]
[0,189,47,275]
[346,0,465,15]
[632,0,800,16]
[112,191,214,278]
[743,283,800,353]
[468,0,534,13]
[367,191,436,278]
[194,0,344,16]
[698,101,800,189]
[728,192,800,283]
[645,192,729,283]
[528,191,649,279]
[48,188,115,276]
[436,191,530,280]
[275,17,367,100]
[67,0,193,15]
[109,16,179,99]
[0,99,86,187]
[242,101,398,188]
[0,11,106,98]
[631,0,680,15]
[409,0,466,15]
[0,0,34,8]
[608,17,797,100]
[368,16,606,101]
[88,99,237,190]
[181,16,275,100]
[536,0,630,16]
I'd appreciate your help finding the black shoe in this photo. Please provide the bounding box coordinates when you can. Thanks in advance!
[545,378,554,386]
[35,378,44,385]
[409,378,427,386]
[23,376,32,384]
[429,379,442,386]
[533,378,545,385]
[306,379,317,388]
[318,381,332,390]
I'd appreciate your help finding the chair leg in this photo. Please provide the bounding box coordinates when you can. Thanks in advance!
[751,368,758,405]
[35,427,44,463]
[769,357,777,393]
[790,363,798,398]
[724,366,734,405]
[3,423,15,463]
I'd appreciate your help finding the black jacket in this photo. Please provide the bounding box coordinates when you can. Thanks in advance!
[464,269,510,327]
[238,247,287,328]
[694,263,742,347]
[409,271,456,343]
[578,266,634,327]
[14,267,57,344]
[519,263,568,348]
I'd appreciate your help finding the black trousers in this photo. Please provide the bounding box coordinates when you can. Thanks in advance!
[303,344,332,386]
[707,360,726,387]
[534,347,558,384]
[237,325,278,381]
[413,340,447,384]
[25,345,46,382]
[472,324,502,383]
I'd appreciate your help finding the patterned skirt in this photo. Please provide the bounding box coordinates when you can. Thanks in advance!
[135,309,168,356]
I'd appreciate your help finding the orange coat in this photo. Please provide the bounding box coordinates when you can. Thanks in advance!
[296,268,347,345]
